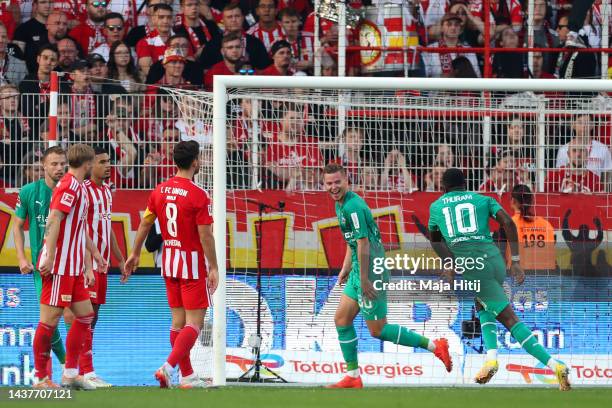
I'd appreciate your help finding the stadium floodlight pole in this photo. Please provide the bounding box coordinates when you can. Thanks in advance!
[212,77,228,387]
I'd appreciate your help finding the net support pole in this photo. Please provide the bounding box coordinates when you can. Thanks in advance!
[338,2,347,77]
[314,0,321,77]
[527,0,534,75]
[537,97,546,192]
[251,98,260,189]
[212,77,228,387]
[48,71,59,147]
[602,0,610,78]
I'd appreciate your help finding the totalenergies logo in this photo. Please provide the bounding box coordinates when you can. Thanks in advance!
[506,363,557,384]
[227,354,285,374]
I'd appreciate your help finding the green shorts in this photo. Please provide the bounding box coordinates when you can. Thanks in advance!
[33,269,43,300]
[343,262,389,321]
[453,243,510,316]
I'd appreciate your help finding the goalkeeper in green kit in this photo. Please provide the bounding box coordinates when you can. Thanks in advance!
[323,163,452,388]
[427,168,570,391]
[13,147,68,379]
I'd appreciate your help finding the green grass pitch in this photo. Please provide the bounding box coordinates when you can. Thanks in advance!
[4,387,612,408]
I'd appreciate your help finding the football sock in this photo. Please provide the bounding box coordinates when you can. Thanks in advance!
[33,322,55,380]
[65,314,94,375]
[478,310,498,360]
[167,325,199,369]
[510,322,552,366]
[379,324,431,350]
[336,325,359,375]
[170,328,194,377]
[50,327,66,364]
[78,328,94,376]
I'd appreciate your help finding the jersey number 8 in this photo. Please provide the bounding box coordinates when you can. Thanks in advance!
[166,203,178,237]
[442,203,478,238]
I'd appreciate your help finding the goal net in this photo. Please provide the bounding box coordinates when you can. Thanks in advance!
[170,77,612,386]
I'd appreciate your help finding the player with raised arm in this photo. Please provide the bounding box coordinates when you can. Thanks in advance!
[124,140,219,389]
[77,146,129,388]
[32,144,107,389]
[427,168,570,391]
[322,163,452,388]
[13,147,68,381]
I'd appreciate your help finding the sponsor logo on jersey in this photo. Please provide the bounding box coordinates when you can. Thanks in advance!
[60,192,75,207]
[350,212,360,229]
[61,294,72,302]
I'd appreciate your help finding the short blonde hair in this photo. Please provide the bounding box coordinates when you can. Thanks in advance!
[67,144,95,168]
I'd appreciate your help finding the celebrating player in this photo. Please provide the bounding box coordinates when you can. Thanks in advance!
[32,144,107,389]
[13,147,68,381]
[427,168,570,391]
[77,146,129,388]
[322,163,452,389]
[124,140,219,389]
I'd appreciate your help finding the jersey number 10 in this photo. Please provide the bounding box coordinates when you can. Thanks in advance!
[442,203,478,238]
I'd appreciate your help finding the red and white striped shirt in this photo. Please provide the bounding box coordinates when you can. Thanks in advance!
[85,179,113,271]
[247,22,285,51]
[136,29,169,62]
[288,33,314,63]
[145,176,213,280]
[38,173,89,276]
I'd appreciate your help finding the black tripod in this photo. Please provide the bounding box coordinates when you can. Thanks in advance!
[238,199,287,383]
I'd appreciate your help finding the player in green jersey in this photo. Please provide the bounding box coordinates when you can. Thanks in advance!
[13,147,68,376]
[323,163,452,388]
[427,168,570,391]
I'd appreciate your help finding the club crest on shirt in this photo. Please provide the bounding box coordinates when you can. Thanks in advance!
[60,192,75,207]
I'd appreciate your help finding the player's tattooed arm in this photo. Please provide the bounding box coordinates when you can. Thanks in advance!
[495,209,525,285]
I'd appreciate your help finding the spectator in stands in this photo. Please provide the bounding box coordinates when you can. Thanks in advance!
[500,117,535,171]
[125,0,166,47]
[260,40,294,76]
[198,3,271,70]
[430,0,488,46]
[0,0,19,40]
[492,26,528,78]
[105,41,144,93]
[19,45,70,137]
[0,84,30,178]
[334,127,367,187]
[57,36,80,72]
[480,152,529,193]
[87,52,110,93]
[141,126,180,187]
[91,13,127,61]
[68,59,99,139]
[434,143,457,167]
[469,0,523,35]
[173,0,221,59]
[21,10,69,73]
[146,34,204,85]
[422,13,480,78]
[449,56,478,78]
[531,0,559,75]
[136,3,174,76]
[555,15,597,80]
[17,152,44,188]
[69,0,109,56]
[13,0,50,55]
[546,139,603,193]
[279,7,313,74]
[248,0,284,52]
[38,100,78,151]
[531,51,555,79]
[381,149,418,193]
[424,165,446,192]
[154,48,191,88]
[105,95,144,187]
[556,113,612,178]
[0,22,26,85]
[147,90,178,142]
[204,32,242,90]
[265,103,323,190]
[320,52,337,76]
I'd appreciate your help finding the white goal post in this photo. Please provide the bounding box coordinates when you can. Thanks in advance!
[210,77,612,387]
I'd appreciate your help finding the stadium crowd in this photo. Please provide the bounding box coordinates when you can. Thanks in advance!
[0,0,611,192]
